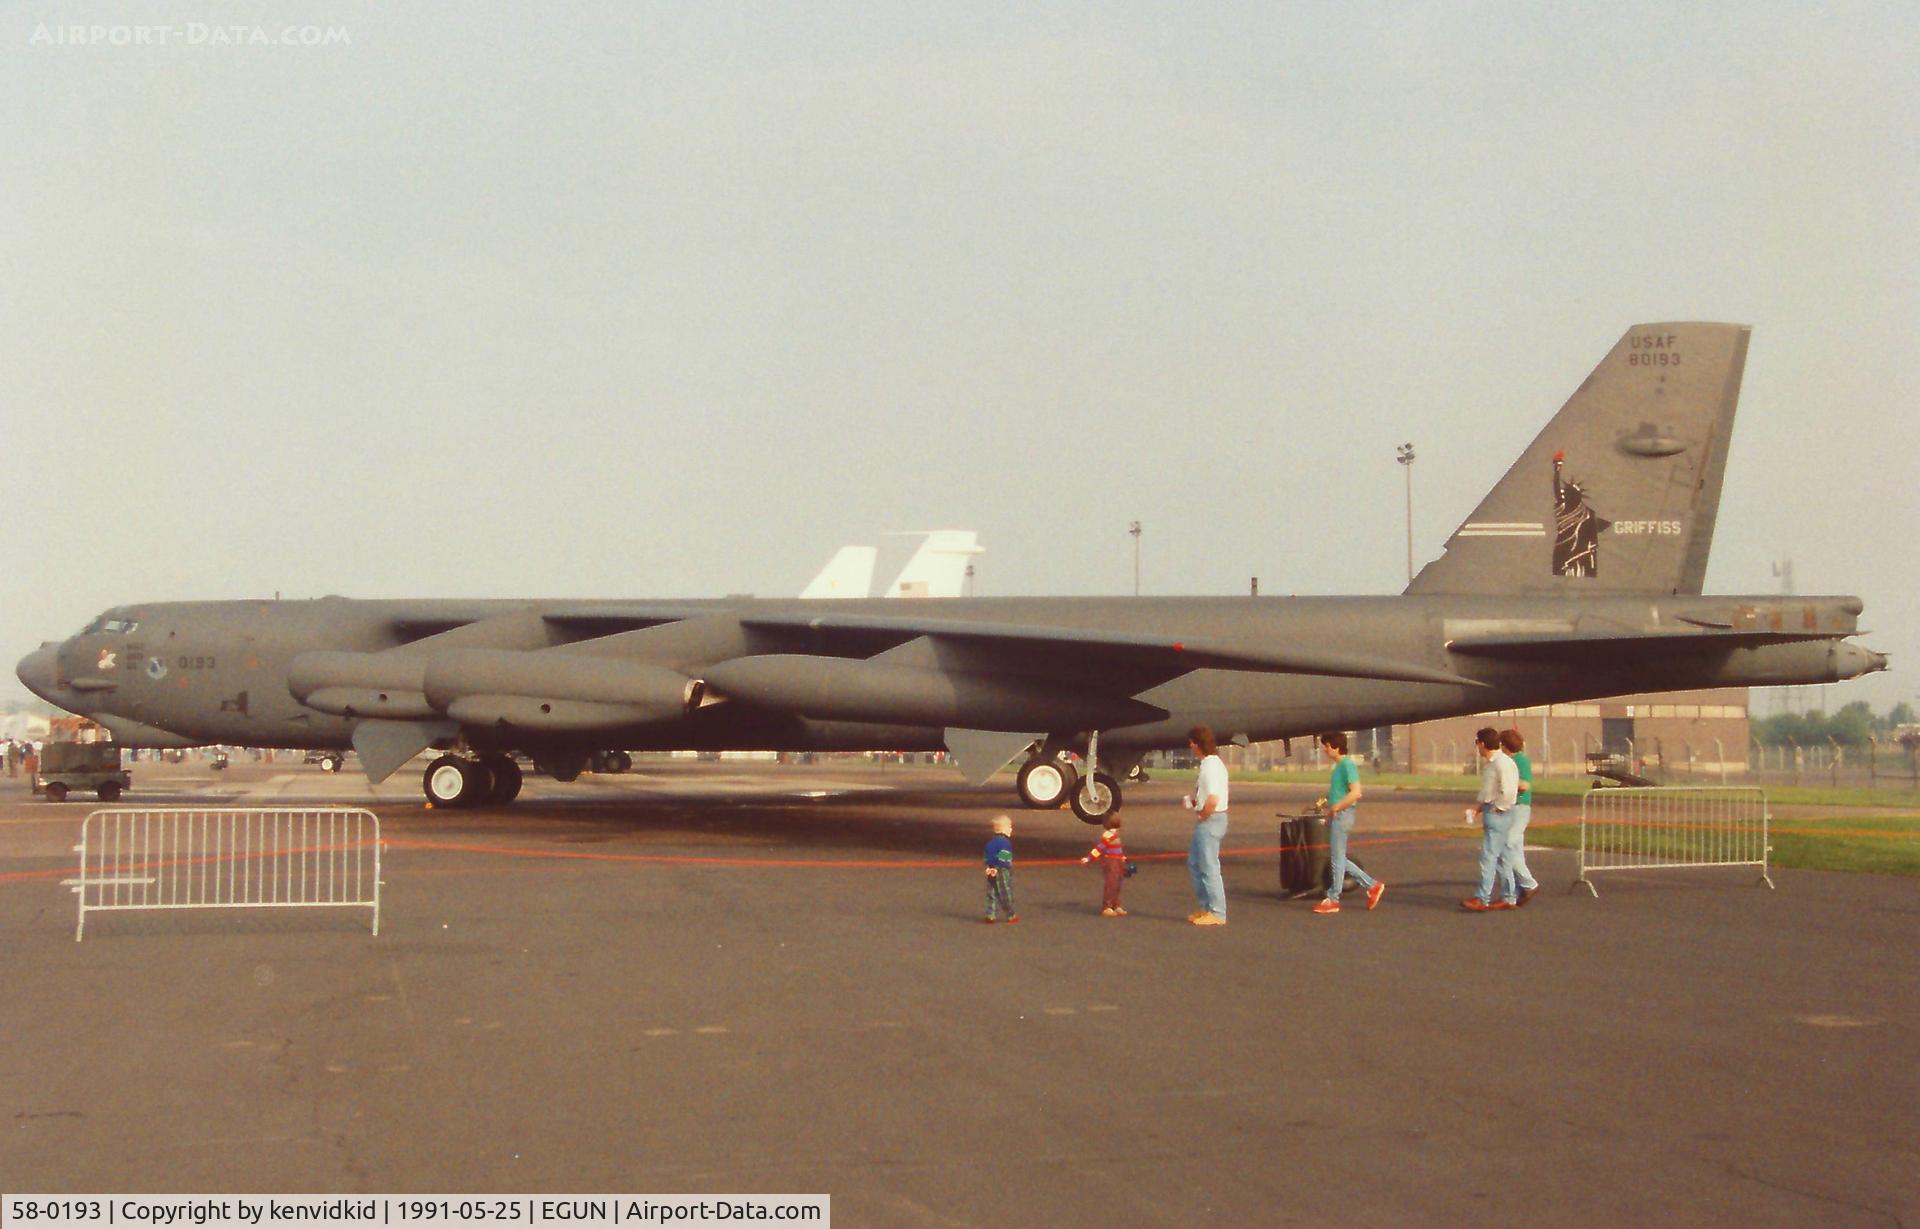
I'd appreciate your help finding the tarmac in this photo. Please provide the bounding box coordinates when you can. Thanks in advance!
[0,759,1914,1227]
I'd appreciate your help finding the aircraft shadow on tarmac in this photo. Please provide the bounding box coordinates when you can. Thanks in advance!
[397,784,1111,862]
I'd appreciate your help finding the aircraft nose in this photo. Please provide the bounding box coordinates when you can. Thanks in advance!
[16,644,64,704]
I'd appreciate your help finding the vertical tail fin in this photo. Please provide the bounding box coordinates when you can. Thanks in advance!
[1406,322,1749,597]
[884,530,984,598]
[800,546,878,599]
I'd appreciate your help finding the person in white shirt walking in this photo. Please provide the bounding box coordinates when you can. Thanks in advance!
[1184,725,1230,926]
[1462,726,1520,911]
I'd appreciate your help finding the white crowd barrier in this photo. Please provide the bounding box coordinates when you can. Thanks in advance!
[1577,786,1772,896]
[71,807,382,940]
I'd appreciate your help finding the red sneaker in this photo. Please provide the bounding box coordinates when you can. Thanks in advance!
[1366,881,1386,911]
[1489,900,1517,911]
[1312,899,1340,915]
[1460,898,1492,912]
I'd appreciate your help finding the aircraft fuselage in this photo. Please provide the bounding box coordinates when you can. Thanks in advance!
[18,592,1882,762]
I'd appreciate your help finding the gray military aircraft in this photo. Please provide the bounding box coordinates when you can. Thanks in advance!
[17,323,1887,821]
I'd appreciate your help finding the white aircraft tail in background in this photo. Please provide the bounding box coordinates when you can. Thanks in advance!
[799,546,878,600]
[885,530,984,598]
[798,532,984,599]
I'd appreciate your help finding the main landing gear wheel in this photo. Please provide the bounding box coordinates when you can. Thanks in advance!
[1070,772,1122,824]
[537,754,586,783]
[424,755,492,808]
[1016,757,1077,809]
[481,753,522,803]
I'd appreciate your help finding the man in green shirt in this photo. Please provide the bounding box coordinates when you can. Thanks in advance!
[1499,729,1541,906]
[1313,731,1386,915]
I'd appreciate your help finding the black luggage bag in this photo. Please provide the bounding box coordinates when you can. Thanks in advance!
[1277,810,1369,900]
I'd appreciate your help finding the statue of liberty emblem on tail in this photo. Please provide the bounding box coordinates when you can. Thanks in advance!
[1552,451,1610,577]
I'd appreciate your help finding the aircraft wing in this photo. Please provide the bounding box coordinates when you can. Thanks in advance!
[739,611,1481,687]
[380,603,705,641]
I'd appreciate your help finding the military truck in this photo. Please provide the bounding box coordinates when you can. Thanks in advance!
[33,741,132,802]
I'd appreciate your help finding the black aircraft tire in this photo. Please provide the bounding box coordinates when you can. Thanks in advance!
[1016,758,1075,809]
[1070,773,1122,824]
[483,755,523,804]
[547,755,585,783]
[424,755,474,807]
[461,759,494,805]
[605,750,632,774]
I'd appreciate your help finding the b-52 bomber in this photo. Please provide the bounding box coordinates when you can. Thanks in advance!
[18,323,1886,821]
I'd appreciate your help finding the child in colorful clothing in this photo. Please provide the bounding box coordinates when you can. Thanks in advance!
[1080,819,1128,917]
[983,815,1018,923]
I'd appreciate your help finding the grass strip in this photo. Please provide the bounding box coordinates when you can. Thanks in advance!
[1519,814,1920,877]
[1234,770,1920,810]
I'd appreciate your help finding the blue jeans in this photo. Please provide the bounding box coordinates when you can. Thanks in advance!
[1326,809,1377,902]
[1503,802,1537,894]
[1188,812,1228,916]
[1476,805,1518,903]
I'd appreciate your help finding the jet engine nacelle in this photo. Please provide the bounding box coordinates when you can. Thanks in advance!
[421,649,700,730]
[288,651,433,719]
[288,650,427,700]
[291,648,703,731]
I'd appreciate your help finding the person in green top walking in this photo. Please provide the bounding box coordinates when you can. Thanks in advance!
[1312,731,1386,915]
[1499,728,1541,906]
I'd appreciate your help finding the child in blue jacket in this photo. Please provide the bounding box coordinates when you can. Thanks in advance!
[984,815,1018,923]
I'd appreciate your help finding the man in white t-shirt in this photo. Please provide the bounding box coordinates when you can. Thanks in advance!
[1185,725,1230,925]
[1462,726,1519,911]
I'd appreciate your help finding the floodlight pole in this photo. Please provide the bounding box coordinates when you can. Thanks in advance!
[1129,521,1142,596]
[1396,443,1416,584]
[1396,443,1416,770]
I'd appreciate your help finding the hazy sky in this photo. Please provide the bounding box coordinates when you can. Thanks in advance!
[3,1,1914,712]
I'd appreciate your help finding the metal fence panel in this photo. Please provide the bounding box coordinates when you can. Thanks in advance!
[72,807,381,940]
[1577,787,1771,896]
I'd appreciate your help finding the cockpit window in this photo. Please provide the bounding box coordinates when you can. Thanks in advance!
[81,616,139,635]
